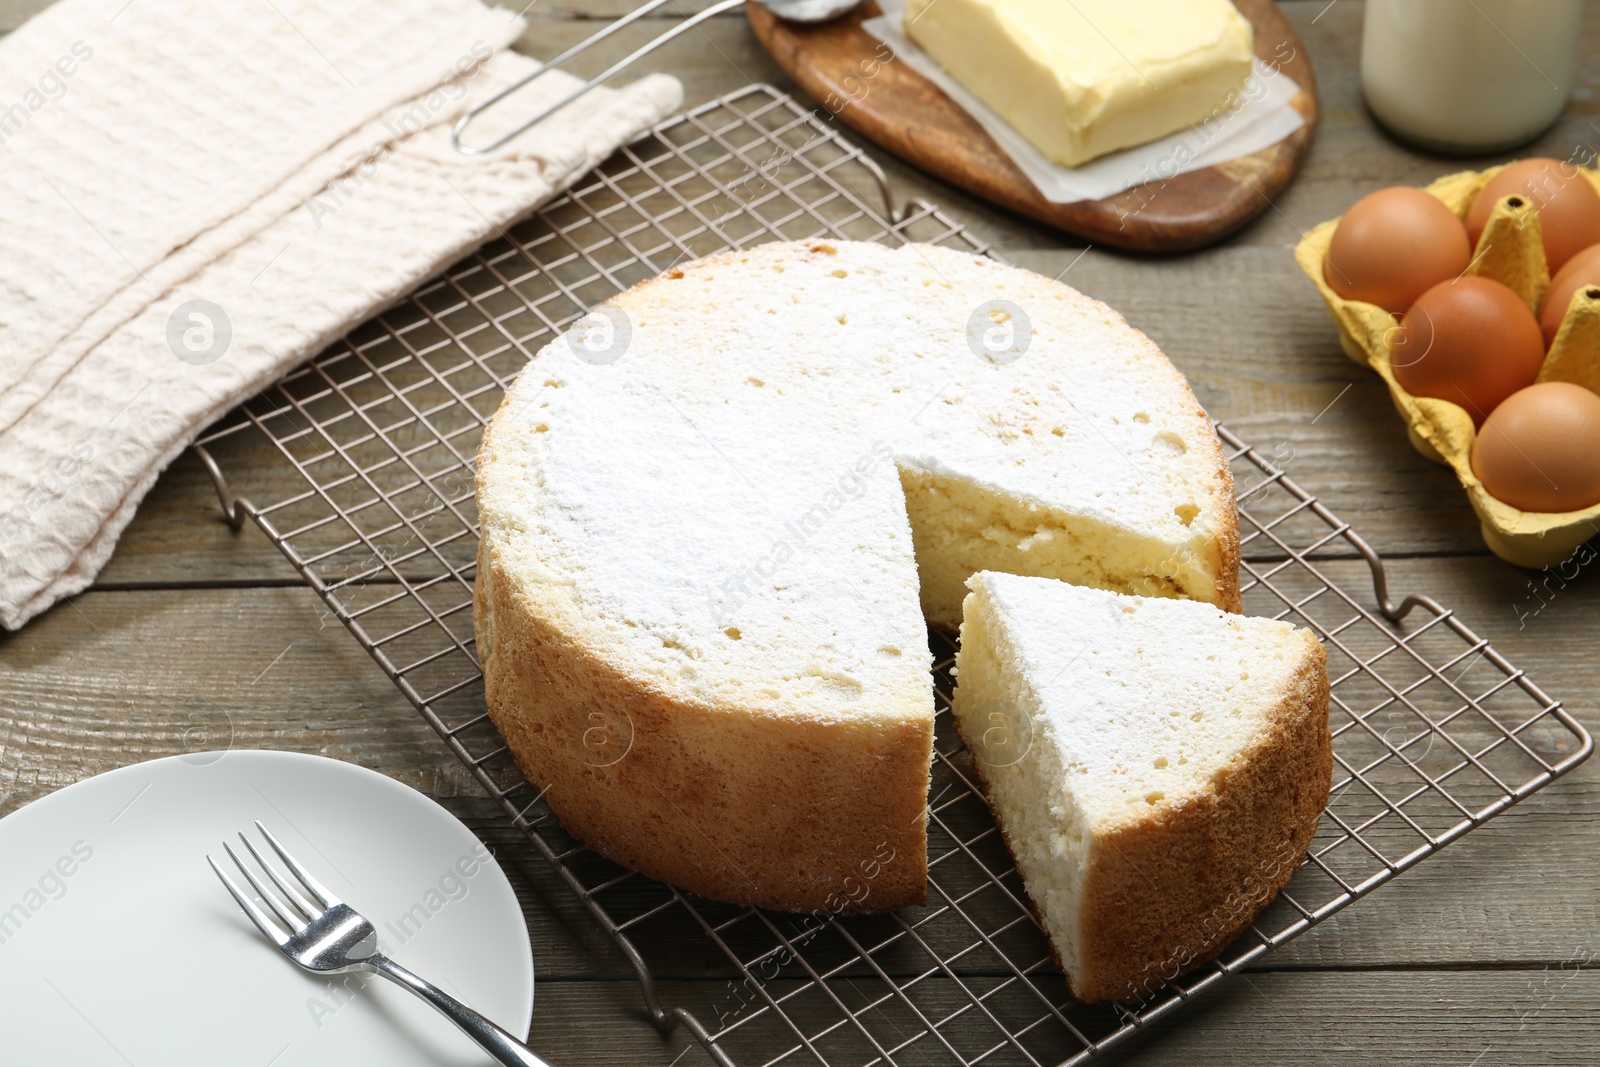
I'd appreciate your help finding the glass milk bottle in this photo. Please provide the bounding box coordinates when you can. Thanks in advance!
[1362,0,1584,153]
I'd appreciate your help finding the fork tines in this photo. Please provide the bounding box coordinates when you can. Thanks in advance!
[208,821,340,944]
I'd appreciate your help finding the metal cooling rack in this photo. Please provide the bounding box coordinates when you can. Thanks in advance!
[193,83,1593,1066]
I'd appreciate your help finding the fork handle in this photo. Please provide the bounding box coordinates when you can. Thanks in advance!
[370,954,554,1067]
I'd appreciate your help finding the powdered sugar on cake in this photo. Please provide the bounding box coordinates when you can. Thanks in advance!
[478,241,1235,714]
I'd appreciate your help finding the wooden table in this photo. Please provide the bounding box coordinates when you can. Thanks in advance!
[2,2,1597,1064]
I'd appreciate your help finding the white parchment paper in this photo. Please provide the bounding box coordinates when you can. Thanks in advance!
[862,0,1306,205]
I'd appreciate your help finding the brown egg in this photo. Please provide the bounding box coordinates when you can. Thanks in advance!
[1539,242,1600,346]
[1324,187,1471,313]
[1467,158,1600,273]
[1391,277,1544,424]
[1472,382,1600,513]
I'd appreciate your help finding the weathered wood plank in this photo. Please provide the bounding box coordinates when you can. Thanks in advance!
[0,0,42,31]
[521,970,1600,1067]
[6,5,1600,1063]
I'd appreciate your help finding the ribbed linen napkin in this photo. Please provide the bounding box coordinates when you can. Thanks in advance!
[0,0,682,629]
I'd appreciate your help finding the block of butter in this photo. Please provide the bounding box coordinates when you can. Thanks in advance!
[903,0,1256,168]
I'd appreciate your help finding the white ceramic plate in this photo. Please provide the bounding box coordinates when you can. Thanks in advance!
[0,750,534,1066]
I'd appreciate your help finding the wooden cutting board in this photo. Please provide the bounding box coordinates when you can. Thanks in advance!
[746,0,1319,253]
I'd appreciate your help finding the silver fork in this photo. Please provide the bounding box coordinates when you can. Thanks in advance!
[209,822,551,1067]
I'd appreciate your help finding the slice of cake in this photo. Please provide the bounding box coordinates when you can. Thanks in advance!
[952,572,1330,1002]
[475,240,1240,914]
[903,0,1256,167]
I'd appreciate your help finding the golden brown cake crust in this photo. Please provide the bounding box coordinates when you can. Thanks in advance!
[476,550,931,914]
[1075,636,1331,1003]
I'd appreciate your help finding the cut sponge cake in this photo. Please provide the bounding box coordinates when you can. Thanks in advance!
[952,572,1331,1003]
[475,240,1241,914]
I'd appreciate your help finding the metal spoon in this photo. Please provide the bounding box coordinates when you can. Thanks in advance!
[757,0,862,23]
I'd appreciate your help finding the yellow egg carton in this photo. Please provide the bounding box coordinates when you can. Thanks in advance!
[1295,164,1600,569]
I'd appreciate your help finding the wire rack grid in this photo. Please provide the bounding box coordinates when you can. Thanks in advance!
[193,83,1592,1067]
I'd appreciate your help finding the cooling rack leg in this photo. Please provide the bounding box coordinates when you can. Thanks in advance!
[190,444,247,530]
[853,152,900,223]
[851,149,967,234]
[1343,526,1432,623]
[670,1007,739,1067]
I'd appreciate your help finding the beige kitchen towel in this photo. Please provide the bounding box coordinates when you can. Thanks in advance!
[0,47,682,627]
[0,0,523,435]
